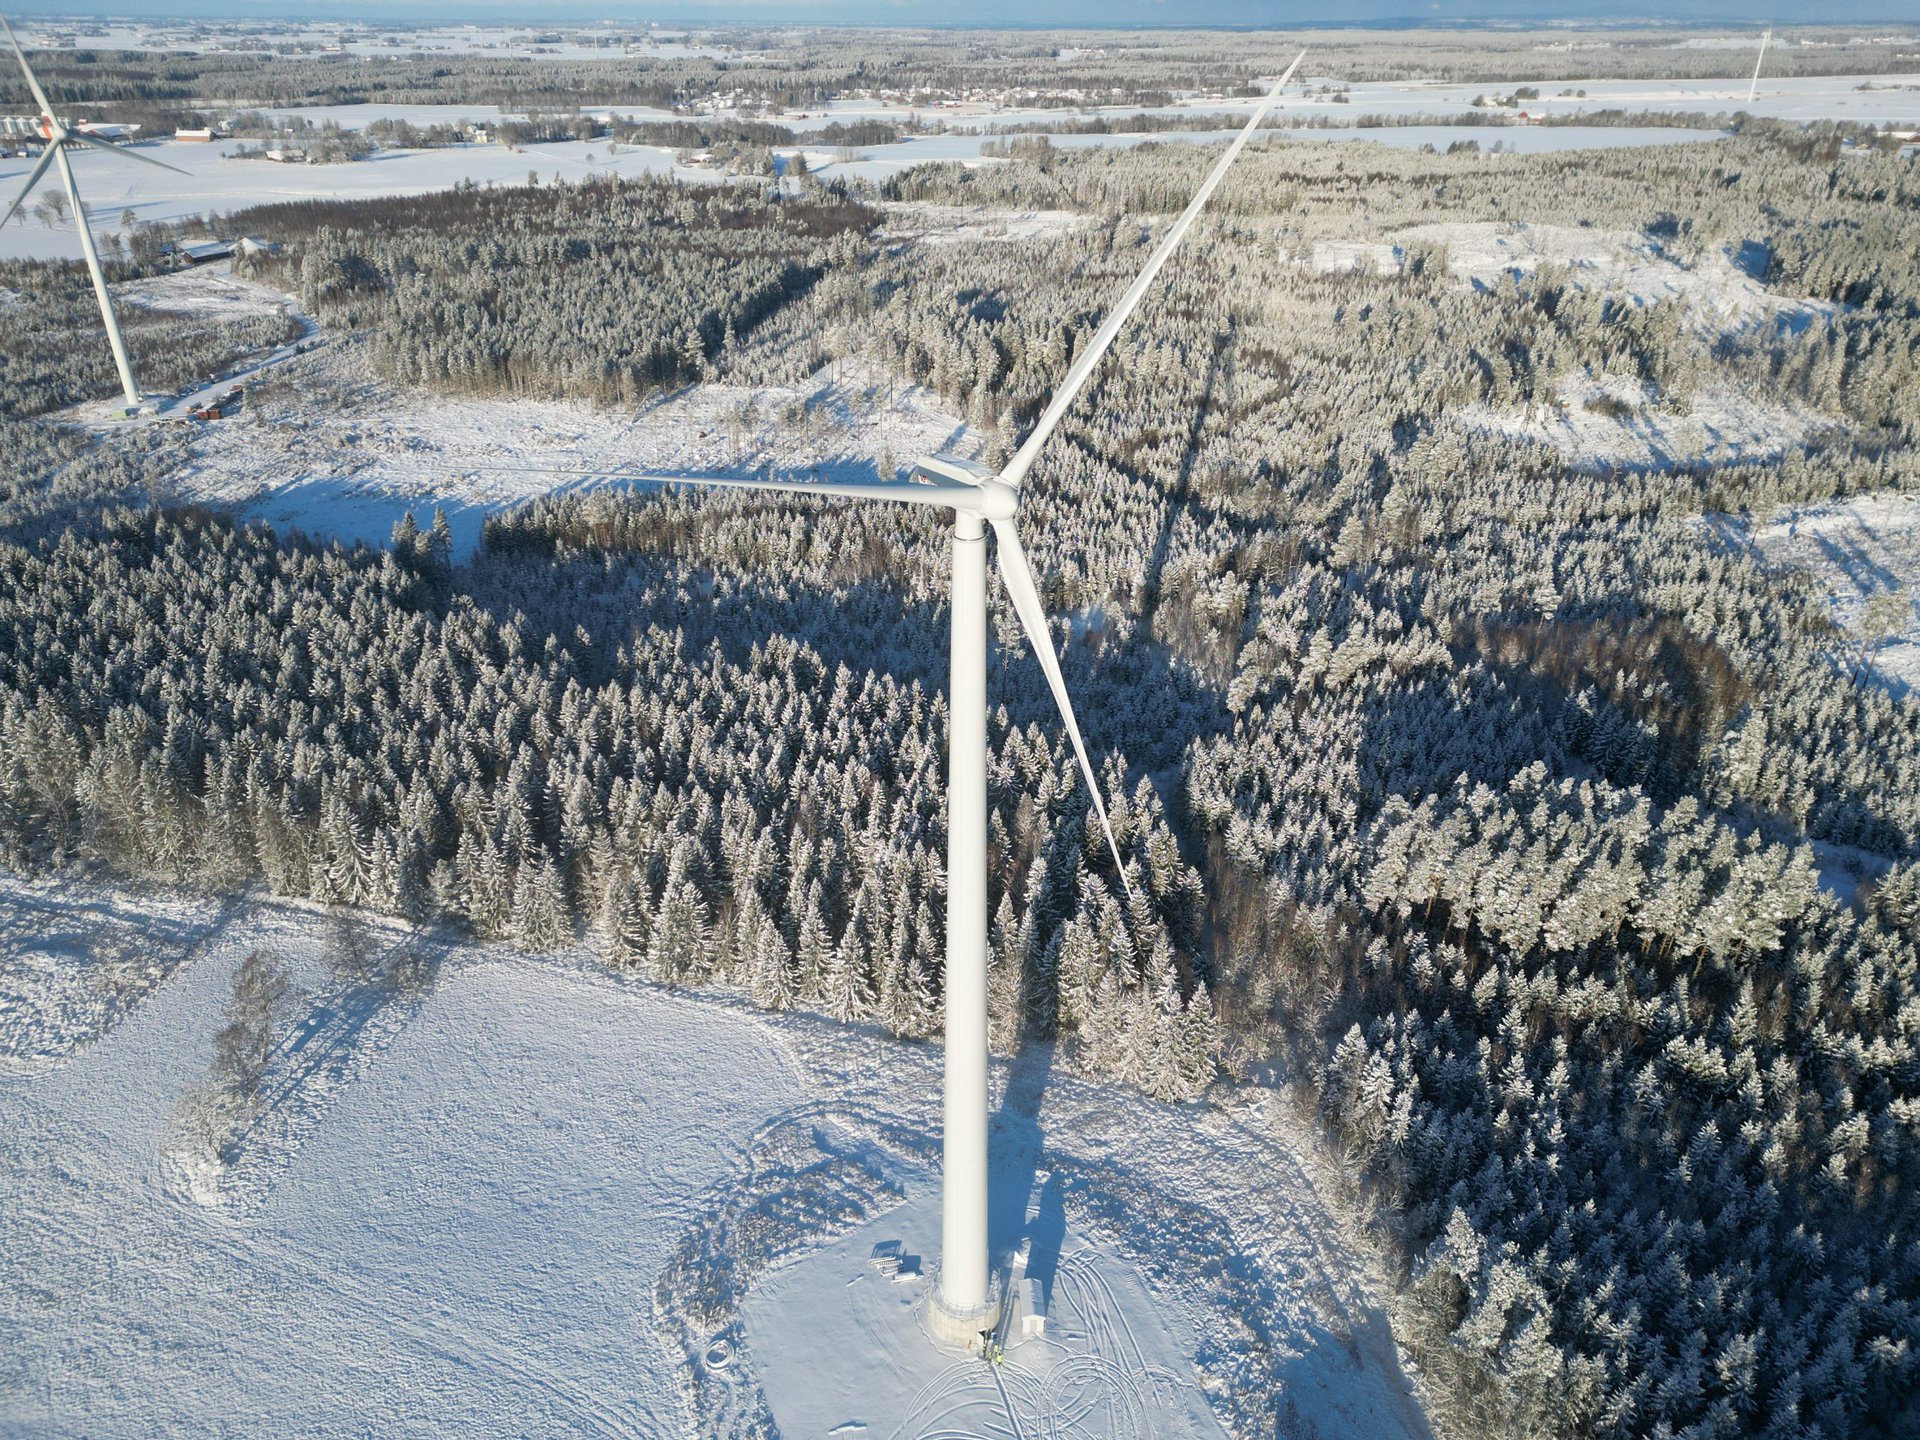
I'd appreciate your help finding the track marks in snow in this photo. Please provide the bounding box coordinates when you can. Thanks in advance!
[1,882,805,1438]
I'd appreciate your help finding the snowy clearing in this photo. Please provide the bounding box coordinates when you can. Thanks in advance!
[1727,490,1920,694]
[0,870,1427,1439]
[113,262,305,322]
[1315,223,1831,334]
[880,203,1087,246]
[1461,370,1831,471]
[111,342,983,558]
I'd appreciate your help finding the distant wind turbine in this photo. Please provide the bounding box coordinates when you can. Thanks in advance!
[536,49,1305,1348]
[1747,26,1772,107]
[2,13,189,411]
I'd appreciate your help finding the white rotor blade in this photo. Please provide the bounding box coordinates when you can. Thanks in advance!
[1,141,55,231]
[494,465,986,513]
[68,129,189,176]
[989,516,1133,900]
[1000,48,1306,491]
[1,14,55,120]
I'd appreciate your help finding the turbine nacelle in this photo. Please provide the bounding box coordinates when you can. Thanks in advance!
[908,453,995,488]
[907,456,1017,520]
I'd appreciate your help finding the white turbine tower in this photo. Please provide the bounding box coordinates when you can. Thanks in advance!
[1747,26,1772,106]
[548,49,1303,1348]
[2,13,189,412]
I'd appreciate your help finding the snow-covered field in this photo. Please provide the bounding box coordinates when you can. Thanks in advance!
[0,873,808,1437]
[127,341,984,558]
[1728,490,1920,694]
[0,869,1427,1439]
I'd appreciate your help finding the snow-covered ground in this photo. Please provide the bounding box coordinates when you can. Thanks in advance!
[0,883,237,1072]
[0,872,808,1437]
[51,260,324,425]
[743,1189,1234,1440]
[0,869,1428,1439]
[1726,490,1920,694]
[112,261,303,322]
[122,342,984,558]
[1463,371,1830,472]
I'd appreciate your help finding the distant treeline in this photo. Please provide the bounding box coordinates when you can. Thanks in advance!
[8,27,1918,118]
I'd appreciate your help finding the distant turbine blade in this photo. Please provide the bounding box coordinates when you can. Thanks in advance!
[999,48,1306,490]
[1,141,56,232]
[69,129,189,175]
[1,14,56,120]
[989,516,1133,900]
[1747,27,1770,106]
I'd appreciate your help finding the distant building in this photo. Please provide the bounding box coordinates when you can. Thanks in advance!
[170,238,236,264]
[174,128,214,142]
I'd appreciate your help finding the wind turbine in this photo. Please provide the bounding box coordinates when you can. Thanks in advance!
[1,13,189,412]
[1747,26,1772,107]
[543,49,1304,1348]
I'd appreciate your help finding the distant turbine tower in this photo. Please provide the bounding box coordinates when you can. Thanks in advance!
[2,13,189,411]
[545,49,1304,1348]
[1747,26,1772,106]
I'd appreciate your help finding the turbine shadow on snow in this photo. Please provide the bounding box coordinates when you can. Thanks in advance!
[988,1034,1063,1303]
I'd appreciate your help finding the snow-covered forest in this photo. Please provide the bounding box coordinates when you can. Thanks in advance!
[3,101,1919,1440]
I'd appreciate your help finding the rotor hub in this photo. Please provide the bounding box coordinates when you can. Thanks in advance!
[974,479,1018,523]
